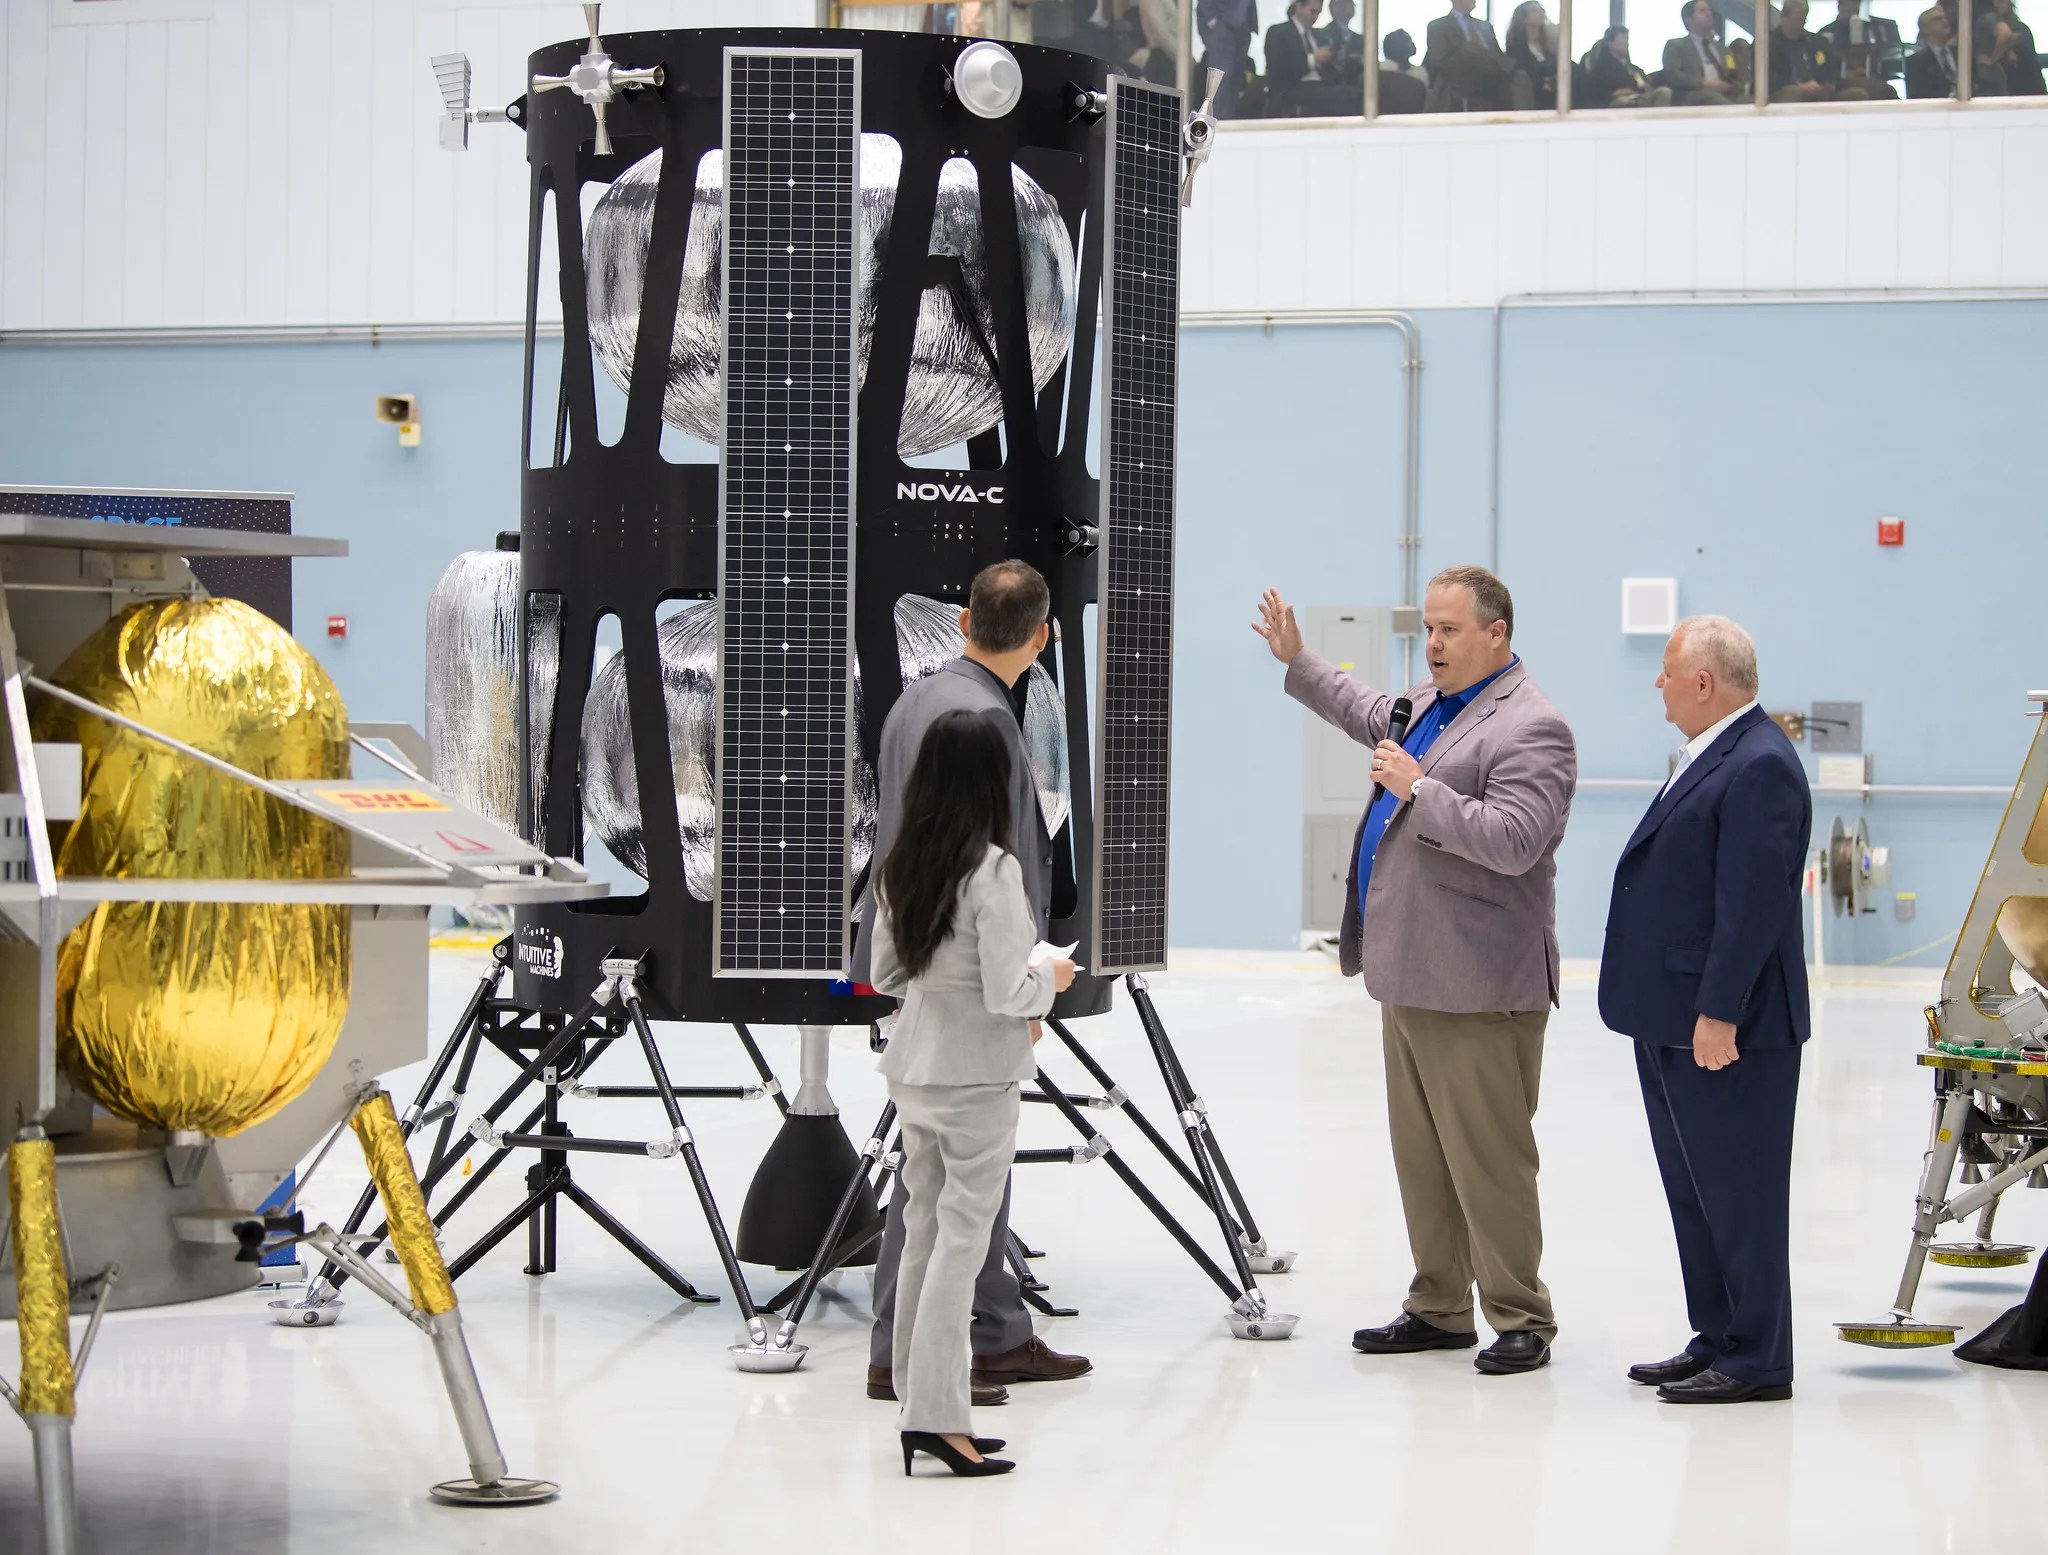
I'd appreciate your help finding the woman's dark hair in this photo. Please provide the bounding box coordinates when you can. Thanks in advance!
[879,709,1015,982]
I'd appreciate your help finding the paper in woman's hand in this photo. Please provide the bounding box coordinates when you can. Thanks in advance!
[1029,939,1081,970]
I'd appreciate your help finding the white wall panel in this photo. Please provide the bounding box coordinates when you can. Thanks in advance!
[122,22,167,326]
[1691,130,1747,290]
[5,0,2048,330]
[284,0,332,322]
[1542,137,1598,294]
[1445,140,1500,306]
[1397,140,1452,308]
[1300,143,1356,310]
[1791,130,1847,291]
[38,20,87,326]
[1895,126,1952,287]
[1640,135,1696,292]
[1255,143,1311,312]
[1841,127,1900,290]
[1348,138,1403,307]
[1592,137,1646,294]
[1998,122,2048,283]
[1740,130,1796,290]
[79,23,127,326]
[323,4,376,325]
[1947,124,2003,288]
[242,0,291,323]
[161,20,209,322]
[200,0,248,323]
[1492,137,1547,298]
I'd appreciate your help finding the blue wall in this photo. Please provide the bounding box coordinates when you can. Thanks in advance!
[2,300,2038,963]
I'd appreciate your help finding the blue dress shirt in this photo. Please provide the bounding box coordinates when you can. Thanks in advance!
[1356,657,1519,925]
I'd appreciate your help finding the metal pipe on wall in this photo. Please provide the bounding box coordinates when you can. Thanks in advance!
[1187,311,1426,684]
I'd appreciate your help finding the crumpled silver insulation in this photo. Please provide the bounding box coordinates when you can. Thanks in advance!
[424,550,523,831]
[584,138,1077,458]
[524,592,562,845]
[892,595,1071,839]
[581,601,878,901]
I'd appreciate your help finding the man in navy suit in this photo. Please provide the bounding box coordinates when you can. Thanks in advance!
[1599,616,1810,1404]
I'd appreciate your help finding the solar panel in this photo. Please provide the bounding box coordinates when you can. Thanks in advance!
[714,47,861,978]
[1092,77,1183,976]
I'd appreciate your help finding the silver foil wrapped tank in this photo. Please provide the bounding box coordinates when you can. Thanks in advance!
[424,549,523,830]
[892,595,1071,838]
[525,592,562,844]
[581,602,878,900]
[584,138,1077,458]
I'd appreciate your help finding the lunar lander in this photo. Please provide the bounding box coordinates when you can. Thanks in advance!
[1841,689,2048,1348]
[1,493,594,1552]
[283,4,1296,1375]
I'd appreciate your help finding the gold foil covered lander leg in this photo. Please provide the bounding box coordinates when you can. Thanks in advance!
[7,1129,80,1555]
[301,1082,558,1507]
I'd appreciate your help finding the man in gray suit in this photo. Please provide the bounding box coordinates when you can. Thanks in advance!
[1257,565,1576,1374]
[855,559,1091,1404]
[1423,0,1518,109]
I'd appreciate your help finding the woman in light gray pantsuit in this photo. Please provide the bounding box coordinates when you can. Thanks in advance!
[869,710,1077,1479]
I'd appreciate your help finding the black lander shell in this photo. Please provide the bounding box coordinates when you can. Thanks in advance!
[509,27,1182,1027]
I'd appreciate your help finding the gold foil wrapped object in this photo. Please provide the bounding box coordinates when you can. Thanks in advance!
[32,599,353,1136]
[350,1091,457,1316]
[1997,897,2048,988]
[7,1136,77,1417]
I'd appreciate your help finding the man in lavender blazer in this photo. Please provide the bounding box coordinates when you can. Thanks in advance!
[1257,566,1577,1375]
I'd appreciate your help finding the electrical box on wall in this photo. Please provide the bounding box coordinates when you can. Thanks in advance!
[1621,578,1677,636]
[1301,607,1391,936]
[1878,517,1905,546]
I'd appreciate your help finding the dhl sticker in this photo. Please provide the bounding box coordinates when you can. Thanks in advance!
[328,789,449,813]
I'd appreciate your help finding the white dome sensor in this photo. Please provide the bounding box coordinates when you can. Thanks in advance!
[953,41,1024,119]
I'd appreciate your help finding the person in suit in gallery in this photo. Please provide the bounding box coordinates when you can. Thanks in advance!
[1599,616,1811,1405]
[855,560,1091,1409]
[1380,27,1432,110]
[1266,0,1352,113]
[1819,0,1905,96]
[1906,2,1963,92]
[1505,0,1561,108]
[1257,566,1577,1376]
[1199,0,1263,116]
[1663,0,1746,103]
[1424,0,1519,110]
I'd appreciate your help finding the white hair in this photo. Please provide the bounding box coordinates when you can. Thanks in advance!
[1672,615,1759,695]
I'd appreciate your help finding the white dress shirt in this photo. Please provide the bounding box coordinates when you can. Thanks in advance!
[1662,699,1759,797]
[1298,17,1324,77]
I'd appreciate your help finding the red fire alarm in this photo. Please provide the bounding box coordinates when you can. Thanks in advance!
[327,615,349,639]
[1878,517,1905,547]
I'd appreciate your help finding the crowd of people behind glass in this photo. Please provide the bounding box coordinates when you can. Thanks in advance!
[1212,0,2048,113]
[865,0,2042,112]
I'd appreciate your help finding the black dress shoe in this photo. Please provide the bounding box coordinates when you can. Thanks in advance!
[1656,1368,1792,1404]
[1474,1331,1550,1375]
[1628,1352,1711,1387]
[1352,1313,1479,1354]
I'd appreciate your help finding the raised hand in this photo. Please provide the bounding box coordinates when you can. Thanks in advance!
[1254,588,1305,664]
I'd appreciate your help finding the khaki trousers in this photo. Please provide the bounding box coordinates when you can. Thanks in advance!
[1381,1002,1555,1340]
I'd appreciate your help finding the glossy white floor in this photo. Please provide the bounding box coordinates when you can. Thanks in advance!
[5,948,2042,1554]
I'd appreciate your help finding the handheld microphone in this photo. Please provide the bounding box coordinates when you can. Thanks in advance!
[1369,696,1414,809]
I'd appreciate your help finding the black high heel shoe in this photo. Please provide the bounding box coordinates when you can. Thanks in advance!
[971,1437,1005,1453]
[901,1431,1015,1477]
